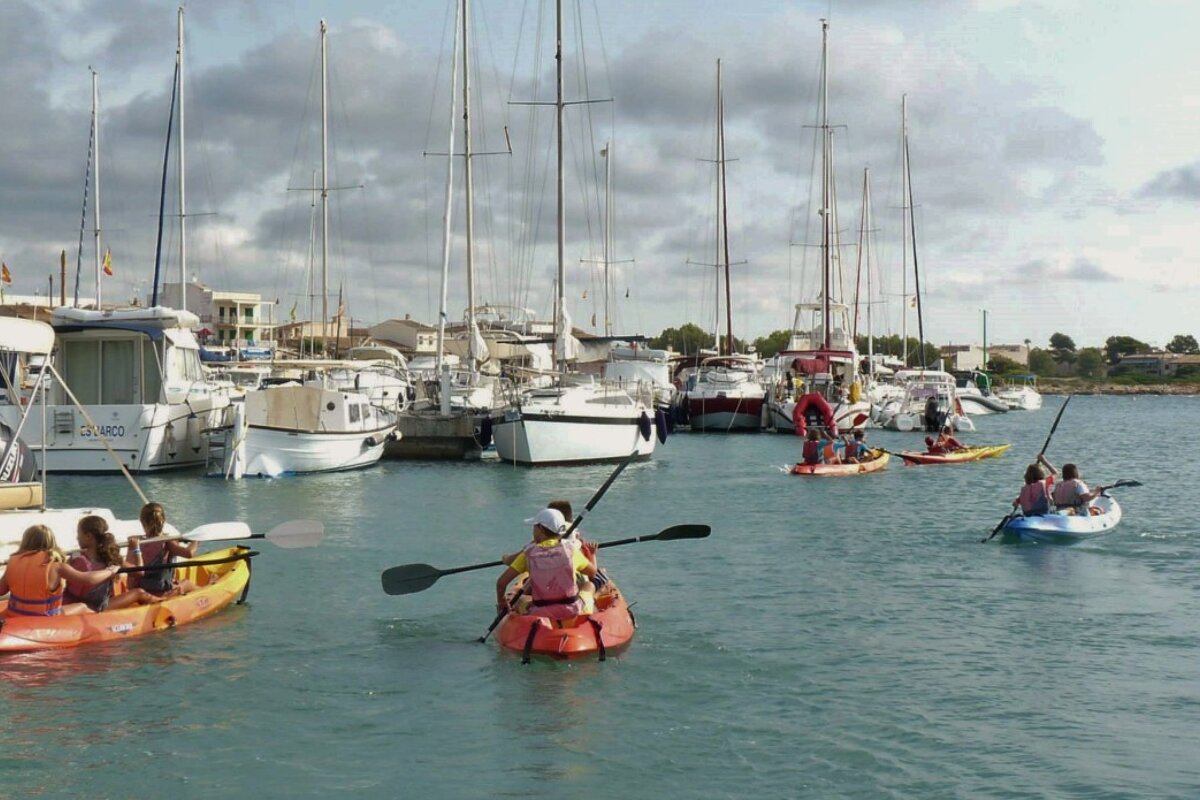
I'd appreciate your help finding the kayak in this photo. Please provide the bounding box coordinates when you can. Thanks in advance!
[0,547,252,652]
[1002,495,1123,543]
[898,444,1011,465]
[497,577,636,662]
[790,449,889,476]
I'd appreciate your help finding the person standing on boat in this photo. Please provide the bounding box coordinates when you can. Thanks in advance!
[923,396,942,433]
[65,516,159,612]
[496,508,597,620]
[1052,464,1103,515]
[1013,456,1057,516]
[126,502,198,597]
[0,525,119,616]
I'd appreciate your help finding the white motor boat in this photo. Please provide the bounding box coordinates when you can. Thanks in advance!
[214,384,395,478]
[0,306,231,473]
[996,374,1044,410]
[875,369,975,432]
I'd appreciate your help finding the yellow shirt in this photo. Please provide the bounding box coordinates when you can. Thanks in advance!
[509,538,590,575]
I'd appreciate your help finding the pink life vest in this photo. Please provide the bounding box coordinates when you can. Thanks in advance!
[1018,480,1053,515]
[1052,478,1087,509]
[523,540,583,619]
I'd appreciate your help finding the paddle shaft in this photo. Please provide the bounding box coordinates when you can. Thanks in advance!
[117,550,258,575]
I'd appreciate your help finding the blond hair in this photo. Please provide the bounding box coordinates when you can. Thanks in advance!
[17,524,65,562]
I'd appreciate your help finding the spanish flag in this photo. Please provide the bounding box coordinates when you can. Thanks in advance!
[1,262,11,284]
[103,248,113,276]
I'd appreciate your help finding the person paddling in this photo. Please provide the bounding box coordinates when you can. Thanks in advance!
[0,525,119,617]
[65,516,159,612]
[842,429,869,463]
[802,428,823,466]
[1052,463,1104,515]
[1013,455,1057,516]
[496,508,597,621]
[933,425,965,453]
[126,502,198,597]
[547,499,609,590]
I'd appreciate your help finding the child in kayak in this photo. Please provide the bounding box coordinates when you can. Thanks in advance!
[1052,464,1103,515]
[802,428,823,465]
[1013,455,1057,516]
[548,499,608,589]
[842,429,870,463]
[65,515,159,612]
[496,508,597,620]
[125,502,198,597]
[0,525,120,616]
[930,425,965,453]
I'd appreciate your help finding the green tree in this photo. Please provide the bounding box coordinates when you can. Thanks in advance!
[752,329,792,358]
[985,354,1021,374]
[1049,332,1076,352]
[1028,347,1055,376]
[1104,335,1149,364]
[1075,347,1107,378]
[1166,334,1199,354]
[650,323,714,354]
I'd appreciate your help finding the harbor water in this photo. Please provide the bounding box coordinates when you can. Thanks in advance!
[2,395,1198,798]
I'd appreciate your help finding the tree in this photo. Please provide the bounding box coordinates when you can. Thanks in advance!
[1049,332,1076,352]
[1028,347,1055,376]
[985,354,1020,374]
[752,329,791,358]
[649,323,714,354]
[1166,334,1199,354]
[1075,347,1107,378]
[1104,335,1149,364]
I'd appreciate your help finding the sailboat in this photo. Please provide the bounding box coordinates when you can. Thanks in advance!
[216,20,395,478]
[681,60,766,433]
[491,0,656,466]
[0,12,231,473]
[763,22,870,435]
[874,95,973,433]
[390,0,498,459]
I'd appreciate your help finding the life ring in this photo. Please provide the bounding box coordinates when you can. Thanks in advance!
[791,392,836,437]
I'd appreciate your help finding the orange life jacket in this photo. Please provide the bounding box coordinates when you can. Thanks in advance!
[4,551,65,616]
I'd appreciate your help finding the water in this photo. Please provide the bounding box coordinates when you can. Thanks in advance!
[2,395,1198,798]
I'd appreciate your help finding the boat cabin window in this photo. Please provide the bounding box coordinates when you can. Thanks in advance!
[348,403,361,423]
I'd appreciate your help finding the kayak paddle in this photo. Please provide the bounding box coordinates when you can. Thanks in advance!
[381,524,711,597]
[117,549,260,575]
[187,519,325,549]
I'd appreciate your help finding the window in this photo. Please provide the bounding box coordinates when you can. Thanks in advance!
[100,340,137,404]
[219,307,226,319]
[62,340,101,404]
[348,403,361,423]
[244,307,253,320]
[142,340,163,402]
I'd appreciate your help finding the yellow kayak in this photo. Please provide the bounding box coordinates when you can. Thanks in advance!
[791,449,890,476]
[898,444,1011,465]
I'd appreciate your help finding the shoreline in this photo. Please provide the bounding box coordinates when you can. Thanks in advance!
[1035,382,1200,396]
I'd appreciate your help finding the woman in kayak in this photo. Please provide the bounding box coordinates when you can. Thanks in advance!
[65,516,158,612]
[0,525,119,616]
[496,508,597,620]
[1051,464,1103,515]
[126,502,198,597]
[930,425,965,453]
[1013,455,1057,516]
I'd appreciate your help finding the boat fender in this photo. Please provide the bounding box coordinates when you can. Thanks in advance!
[848,381,862,404]
[476,416,493,449]
[654,408,669,444]
[666,405,677,434]
[638,411,652,442]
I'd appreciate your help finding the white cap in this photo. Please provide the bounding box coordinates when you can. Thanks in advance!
[524,508,567,534]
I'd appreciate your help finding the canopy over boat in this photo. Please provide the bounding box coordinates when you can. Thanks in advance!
[0,317,54,356]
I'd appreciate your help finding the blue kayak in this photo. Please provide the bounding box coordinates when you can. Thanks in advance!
[1002,495,1122,543]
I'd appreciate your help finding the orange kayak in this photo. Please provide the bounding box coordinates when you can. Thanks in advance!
[791,449,889,476]
[0,547,252,652]
[497,578,636,662]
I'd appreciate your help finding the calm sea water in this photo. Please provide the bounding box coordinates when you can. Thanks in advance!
[2,395,1197,798]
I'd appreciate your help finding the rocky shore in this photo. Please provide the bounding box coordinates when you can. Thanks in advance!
[1037,381,1200,396]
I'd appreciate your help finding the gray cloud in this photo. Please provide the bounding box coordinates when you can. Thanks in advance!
[1138,163,1200,201]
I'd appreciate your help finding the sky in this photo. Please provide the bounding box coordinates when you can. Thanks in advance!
[1,0,1197,350]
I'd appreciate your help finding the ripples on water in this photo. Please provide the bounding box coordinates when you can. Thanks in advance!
[2,396,1198,798]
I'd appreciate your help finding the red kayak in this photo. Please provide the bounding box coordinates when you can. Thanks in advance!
[497,578,636,662]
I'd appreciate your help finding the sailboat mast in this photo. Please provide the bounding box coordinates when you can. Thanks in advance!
[907,124,927,369]
[718,61,734,357]
[554,0,566,374]
[713,62,721,355]
[602,140,611,338]
[863,168,874,378]
[177,6,187,312]
[320,20,330,353]
[900,94,909,364]
[819,18,832,351]
[462,0,479,366]
[435,1,462,372]
[91,68,103,307]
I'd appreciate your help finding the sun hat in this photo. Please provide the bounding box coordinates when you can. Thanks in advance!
[524,508,567,534]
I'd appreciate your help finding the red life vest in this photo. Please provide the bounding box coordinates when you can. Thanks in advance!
[802,440,821,465]
[4,552,65,616]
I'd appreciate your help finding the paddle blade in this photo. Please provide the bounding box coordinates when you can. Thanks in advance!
[264,519,325,548]
[381,563,443,595]
[187,521,253,543]
[654,524,711,541]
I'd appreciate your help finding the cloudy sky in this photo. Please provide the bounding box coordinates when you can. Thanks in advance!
[1,0,1197,349]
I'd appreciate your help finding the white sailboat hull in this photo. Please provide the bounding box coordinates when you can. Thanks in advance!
[241,425,391,477]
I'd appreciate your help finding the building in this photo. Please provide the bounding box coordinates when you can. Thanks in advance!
[370,317,438,356]
[1118,351,1200,376]
[940,343,1029,371]
[162,281,275,346]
